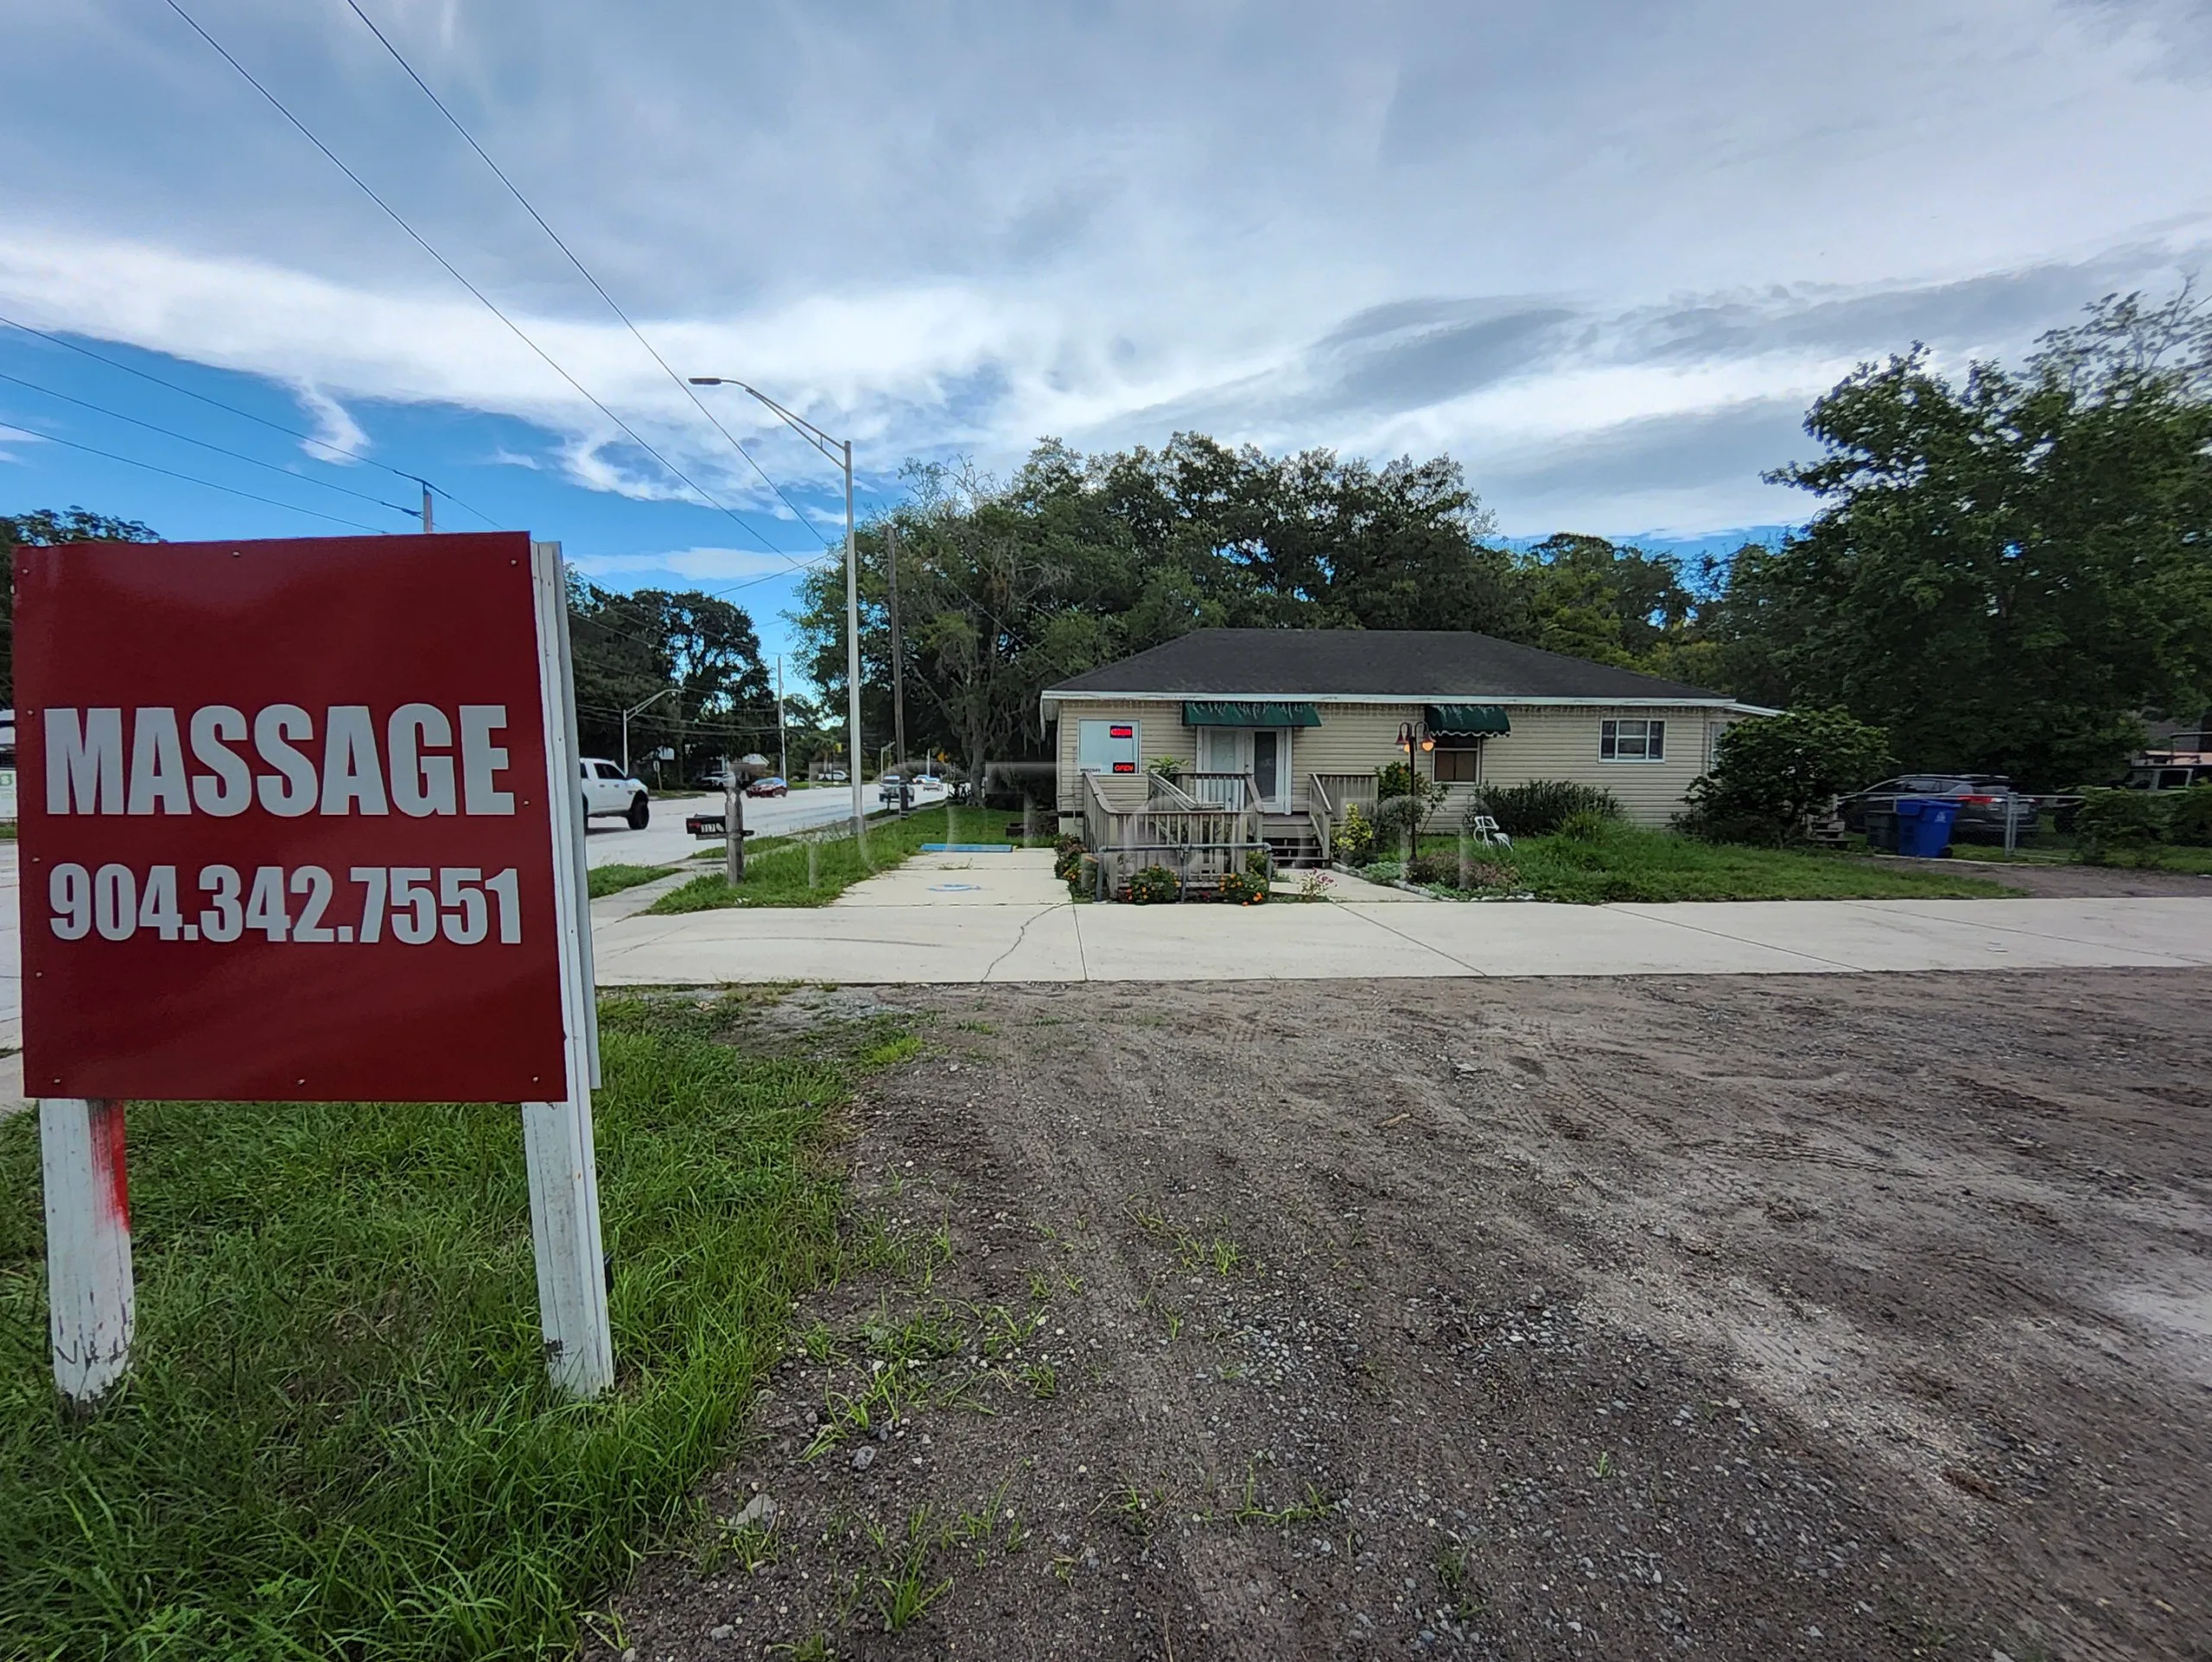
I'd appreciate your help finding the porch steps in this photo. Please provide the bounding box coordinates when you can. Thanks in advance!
[1266,831,1327,870]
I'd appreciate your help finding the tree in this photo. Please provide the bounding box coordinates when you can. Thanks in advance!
[1722,289,2212,788]
[791,435,1535,786]
[1512,534,1702,668]
[0,506,160,703]
[567,578,774,777]
[1681,708,1892,844]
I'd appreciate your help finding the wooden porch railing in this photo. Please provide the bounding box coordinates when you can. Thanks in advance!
[1307,774,1336,863]
[1082,771,1266,897]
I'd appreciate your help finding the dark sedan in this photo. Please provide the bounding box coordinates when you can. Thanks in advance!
[1837,774,2040,843]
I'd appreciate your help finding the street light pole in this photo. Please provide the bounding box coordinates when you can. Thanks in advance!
[842,436,862,838]
[775,654,789,787]
[620,686,679,778]
[688,375,866,841]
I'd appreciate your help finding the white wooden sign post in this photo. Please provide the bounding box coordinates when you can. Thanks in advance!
[22,531,613,1404]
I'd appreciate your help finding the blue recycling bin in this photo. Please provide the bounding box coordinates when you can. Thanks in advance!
[1892,797,1960,857]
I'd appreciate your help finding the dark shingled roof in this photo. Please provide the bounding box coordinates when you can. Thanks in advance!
[1044,629,1730,703]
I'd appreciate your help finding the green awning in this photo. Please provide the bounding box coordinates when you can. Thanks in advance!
[1425,704,1511,735]
[1182,700,1322,729]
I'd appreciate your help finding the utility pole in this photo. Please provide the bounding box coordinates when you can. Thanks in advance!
[887,523,906,778]
[776,655,789,786]
[684,377,865,840]
[420,480,434,534]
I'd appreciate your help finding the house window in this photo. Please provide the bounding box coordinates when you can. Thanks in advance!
[1433,735,1482,783]
[1600,718,1666,761]
[1077,718,1141,775]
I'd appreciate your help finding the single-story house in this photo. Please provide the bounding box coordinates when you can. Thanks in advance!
[1040,628,1771,863]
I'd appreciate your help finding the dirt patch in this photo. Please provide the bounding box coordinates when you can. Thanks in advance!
[590,971,2212,1661]
[1872,856,2212,899]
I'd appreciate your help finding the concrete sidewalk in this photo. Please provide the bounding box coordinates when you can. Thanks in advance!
[591,880,2212,984]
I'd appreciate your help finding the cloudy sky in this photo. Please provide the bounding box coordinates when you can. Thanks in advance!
[3,0,2209,664]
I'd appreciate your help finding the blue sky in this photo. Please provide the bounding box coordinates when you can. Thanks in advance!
[4,0,2209,678]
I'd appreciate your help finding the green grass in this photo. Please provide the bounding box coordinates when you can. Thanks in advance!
[1409,825,2018,903]
[585,862,677,899]
[0,992,895,1660]
[648,806,995,912]
[2073,842,2212,874]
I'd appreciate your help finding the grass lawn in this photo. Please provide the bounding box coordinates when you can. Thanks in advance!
[651,806,1023,913]
[0,992,913,1660]
[586,862,677,899]
[1404,825,2018,903]
[2077,843,2212,875]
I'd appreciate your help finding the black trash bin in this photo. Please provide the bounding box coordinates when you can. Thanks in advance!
[1864,807,1900,853]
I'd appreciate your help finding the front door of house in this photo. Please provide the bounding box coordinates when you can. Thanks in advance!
[1251,729,1287,812]
[1195,727,1291,812]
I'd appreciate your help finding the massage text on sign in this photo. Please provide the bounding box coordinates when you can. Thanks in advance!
[17,533,573,1103]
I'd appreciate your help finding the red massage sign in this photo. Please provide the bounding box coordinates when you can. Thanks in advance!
[18,532,579,1102]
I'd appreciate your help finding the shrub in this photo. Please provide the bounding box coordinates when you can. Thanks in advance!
[1332,803,1376,864]
[1122,864,1182,904]
[1407,852,1459,886]
[1478,780,1624,837]
[1245,847,1274,880]
[1052,835,1087,882]
[1065,853,1099,898]
[1147,756,1183,783]
[1679,708,1891,844]
[1556,807,1617,843]
[1215,870,1269,906]
[1372,793,1432,853]
[2074,786,2166,862]
[2168,784,2212,847]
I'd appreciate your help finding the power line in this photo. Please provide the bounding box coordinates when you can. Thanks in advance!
[161,0,801,558]
[0,416,393,532]
[0,309,500,528]
[339,0,828,560]
[0,368,421,517]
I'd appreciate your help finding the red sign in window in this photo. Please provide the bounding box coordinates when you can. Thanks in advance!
[1112,761,1137,773]
[1109,724,1134,739]
[17,532,576,1102]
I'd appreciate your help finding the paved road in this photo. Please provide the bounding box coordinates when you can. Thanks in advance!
[582,786,893,869]
[593,850,2212,985]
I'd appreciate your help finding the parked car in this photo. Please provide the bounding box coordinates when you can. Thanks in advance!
[580,758,651,829]
[1836,774,2039,843]
[878,772,950,806]
[746,775,789,798]
[2123,731,2212,791]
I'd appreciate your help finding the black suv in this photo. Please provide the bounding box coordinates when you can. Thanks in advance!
[1836,775,2040,843]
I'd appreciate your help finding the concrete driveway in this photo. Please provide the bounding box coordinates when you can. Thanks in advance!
[588,848,2212,984]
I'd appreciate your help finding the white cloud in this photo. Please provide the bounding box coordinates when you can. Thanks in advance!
[2,0,2208,534]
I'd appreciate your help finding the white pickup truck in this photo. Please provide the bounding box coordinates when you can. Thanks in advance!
[580,758,651,829]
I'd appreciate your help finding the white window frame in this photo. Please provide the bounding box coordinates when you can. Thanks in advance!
[1600,717,1667,762]
[1077,717,1141,777]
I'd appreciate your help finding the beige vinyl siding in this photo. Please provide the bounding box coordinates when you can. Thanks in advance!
[1053,697,1728,825]
[1055,701,1190,812]
[1476,706,1719,825]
